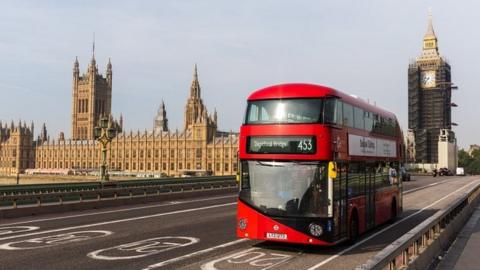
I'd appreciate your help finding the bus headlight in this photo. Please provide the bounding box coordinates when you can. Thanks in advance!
[309,223,323,237]
[238,218,248,230]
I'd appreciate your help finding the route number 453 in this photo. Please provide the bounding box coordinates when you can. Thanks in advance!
[297,139,313,152]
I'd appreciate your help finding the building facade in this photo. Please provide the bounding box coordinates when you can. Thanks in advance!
[71,53,113,141]
[408,13,456,164]
[0,55,239,177]
[0,122,35,175]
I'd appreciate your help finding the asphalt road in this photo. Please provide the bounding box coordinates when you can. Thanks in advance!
[0,175,478,270]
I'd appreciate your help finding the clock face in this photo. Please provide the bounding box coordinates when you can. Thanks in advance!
[421,71,436,88]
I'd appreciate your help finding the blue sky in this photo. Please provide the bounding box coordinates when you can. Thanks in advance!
[0,1,478,149]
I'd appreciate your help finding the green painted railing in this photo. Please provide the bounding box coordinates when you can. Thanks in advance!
[0,175,235,196]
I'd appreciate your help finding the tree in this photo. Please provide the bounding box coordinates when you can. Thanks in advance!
[459,149,480,175]
[458,149,473,168]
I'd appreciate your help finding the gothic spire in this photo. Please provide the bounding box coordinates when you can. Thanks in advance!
[90,33,96,68]
[190,64,201,99]
[40,123,48,142]
[154,99,169,133]
[424,8,436,39]
[420,9,439,57]
[92,32,96,59]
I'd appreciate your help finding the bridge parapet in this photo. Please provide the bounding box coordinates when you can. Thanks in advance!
[356,180,480,270]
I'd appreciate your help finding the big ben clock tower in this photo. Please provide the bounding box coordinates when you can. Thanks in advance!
[408,12,455,164]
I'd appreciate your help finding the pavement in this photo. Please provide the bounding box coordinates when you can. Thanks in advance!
[0,175,478,270]
[436,205,480,270]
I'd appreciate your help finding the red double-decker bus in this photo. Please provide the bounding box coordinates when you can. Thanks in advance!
[236,83,404,245]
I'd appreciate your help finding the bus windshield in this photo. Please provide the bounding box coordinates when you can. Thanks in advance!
[239,161,328,217]
[245,99,322,124]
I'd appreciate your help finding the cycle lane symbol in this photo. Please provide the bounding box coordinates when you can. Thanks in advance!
[0,230,112,250]
[201,247,293,270]
[88,236,199,260]
[0,226,40,236]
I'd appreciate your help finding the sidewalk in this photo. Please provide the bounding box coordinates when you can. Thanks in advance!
[437,206,480,270]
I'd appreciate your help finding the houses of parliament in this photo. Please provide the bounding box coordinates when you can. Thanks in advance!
[0,51,239,177]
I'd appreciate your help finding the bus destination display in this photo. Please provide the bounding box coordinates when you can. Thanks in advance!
[248,136,316,154]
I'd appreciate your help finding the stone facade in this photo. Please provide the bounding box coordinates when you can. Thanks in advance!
[0,122,35,175]
[0,54,239,176]
[71,53,113,140]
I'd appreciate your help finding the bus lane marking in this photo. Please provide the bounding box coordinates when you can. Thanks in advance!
[0,230,112,250]
[143,239,248,270]
[0,202,235,242]
[307,179,480,270]
[201,248,294,270]
[87,236,199,260]
[0,226,39,236]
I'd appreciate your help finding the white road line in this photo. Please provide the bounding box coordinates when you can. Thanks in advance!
[307,179,480,270]
[0,194,237,227]
[403,179,451,195]
[0,202,236,241]
[143,239,249,270]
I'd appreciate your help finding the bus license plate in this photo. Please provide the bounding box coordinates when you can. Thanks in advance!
[266,232,287,240]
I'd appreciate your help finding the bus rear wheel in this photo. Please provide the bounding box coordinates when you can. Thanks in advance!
[349,213,359,243]
[389,200,397,223]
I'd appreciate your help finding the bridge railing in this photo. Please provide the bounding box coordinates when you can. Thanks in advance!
[356,181,480,270]
[0,176,237,209]
[0,175,235,195]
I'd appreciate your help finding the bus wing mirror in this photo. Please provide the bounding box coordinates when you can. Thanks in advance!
[328,162,337,179]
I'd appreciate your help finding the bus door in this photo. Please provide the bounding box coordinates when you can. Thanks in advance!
[334,163,348,238]
[365,164,376,230]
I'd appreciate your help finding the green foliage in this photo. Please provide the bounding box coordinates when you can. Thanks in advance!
[459,149,480,174]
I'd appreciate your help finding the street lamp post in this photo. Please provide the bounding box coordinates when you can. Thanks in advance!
[94,117,117,182]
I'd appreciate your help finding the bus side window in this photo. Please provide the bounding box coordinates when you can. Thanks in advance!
[324,98,343,126]
[364,111,373,132]
[353,107,365,130]
[347,162,364,198]
[336,100,343,126]
[343,103,354,128]
[374,163,388,189]
[324,98,336,124]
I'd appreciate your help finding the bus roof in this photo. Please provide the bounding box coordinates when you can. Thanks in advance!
[247,83,397,120]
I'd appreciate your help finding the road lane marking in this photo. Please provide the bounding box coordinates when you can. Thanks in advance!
[0,226,39,236]
[0,202,236,242]
[143,239,248,269]
[87,236,199,260]
[403,179,452,195]
[201,248,294,270]
[307,179,480,270]
[0,230,112,250]
[0,194,237,227]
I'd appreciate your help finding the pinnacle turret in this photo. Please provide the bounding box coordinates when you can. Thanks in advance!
[154,99,169,133]
[190,64,201,99]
